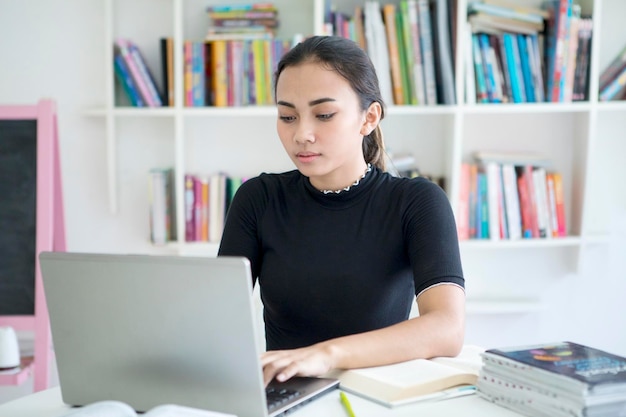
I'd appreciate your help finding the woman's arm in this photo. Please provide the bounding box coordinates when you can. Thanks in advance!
[260,284,465,385]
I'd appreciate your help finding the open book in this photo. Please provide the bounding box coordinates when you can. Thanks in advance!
[327,345,484,407]
[62,401,236,417]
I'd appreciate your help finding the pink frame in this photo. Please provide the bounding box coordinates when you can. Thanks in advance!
[0,99,66,391]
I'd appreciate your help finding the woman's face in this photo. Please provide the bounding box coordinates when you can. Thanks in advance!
[275,61,380,191]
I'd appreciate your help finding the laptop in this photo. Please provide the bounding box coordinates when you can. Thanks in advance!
[39,252,339,417]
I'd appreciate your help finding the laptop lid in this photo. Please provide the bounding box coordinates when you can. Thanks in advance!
[39,252,338,417]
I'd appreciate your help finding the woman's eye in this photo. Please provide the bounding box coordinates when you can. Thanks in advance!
[317,113,335,121]
[279,115,296,123]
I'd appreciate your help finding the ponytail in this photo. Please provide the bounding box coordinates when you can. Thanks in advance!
[363,125,386,171]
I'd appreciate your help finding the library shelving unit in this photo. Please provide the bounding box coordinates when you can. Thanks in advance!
[87,0,626,314]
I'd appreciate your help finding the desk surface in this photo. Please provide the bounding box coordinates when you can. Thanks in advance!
[0,386,524,417]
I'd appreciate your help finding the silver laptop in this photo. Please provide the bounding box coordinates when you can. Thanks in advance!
[39,252,338,417]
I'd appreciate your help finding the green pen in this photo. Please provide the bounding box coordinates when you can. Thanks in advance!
[340,391,357,417]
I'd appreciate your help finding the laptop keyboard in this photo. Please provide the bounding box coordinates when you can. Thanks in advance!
[266,386,302,411]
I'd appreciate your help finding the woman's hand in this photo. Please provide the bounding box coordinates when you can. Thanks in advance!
[260,343,337,386]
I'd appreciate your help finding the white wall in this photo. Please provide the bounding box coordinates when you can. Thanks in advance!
[1,0,626,405]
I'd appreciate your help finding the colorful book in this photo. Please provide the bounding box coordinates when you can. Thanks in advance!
[113,53,145,107]
[115,39,155,106]
[126,40,164,106]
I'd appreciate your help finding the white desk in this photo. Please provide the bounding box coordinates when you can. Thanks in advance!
[0,386,525,417]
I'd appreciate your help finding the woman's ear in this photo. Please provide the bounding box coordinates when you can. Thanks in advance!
[361,102,382,136]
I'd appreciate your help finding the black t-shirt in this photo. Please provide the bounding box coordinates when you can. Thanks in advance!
[218,167,464,350]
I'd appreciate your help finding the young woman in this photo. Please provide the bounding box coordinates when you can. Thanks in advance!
[218,36,465,385]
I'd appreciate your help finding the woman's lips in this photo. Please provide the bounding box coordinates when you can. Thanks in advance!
[296,152,320,163]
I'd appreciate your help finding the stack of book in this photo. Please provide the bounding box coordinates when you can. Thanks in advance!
[113,38,164,107]
[466,0,593,104]
[206,2,279,40]
[477,341,626,417]
[598,43,626,102]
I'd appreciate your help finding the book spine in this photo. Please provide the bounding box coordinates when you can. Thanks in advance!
[502,33,522,103]
[551,0,572,102]
[485,162,502,241]
[383,4,405,105]
[479,34,496,103]
[496,34,513,103]
[417,0,437,105]
[488,36,505,103]
[515,168,532,238]
[517,34,535,102]
[469,164,478,238]
[184,174,195,242]
[212,40,228,107]
[434,0,455,105]
[399,2,417,105]
[532,167,550,238]
[545,172,559,238]
[468,2,545,24]
[510,33,527,102]
[183,41,193,106]
[572,18,592,101]
[501,164,522,240]
[528,34,545,102]
[472,35,489,103]
[207,3,275,13]
[407,0,426,105]
[553,172,567,236]
[563,10,580,102]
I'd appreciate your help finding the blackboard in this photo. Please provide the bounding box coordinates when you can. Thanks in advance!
[0,120,38,315]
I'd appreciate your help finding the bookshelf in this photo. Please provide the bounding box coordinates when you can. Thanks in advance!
[87,0,626,314]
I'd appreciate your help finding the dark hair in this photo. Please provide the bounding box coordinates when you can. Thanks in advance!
[274,36,387,170]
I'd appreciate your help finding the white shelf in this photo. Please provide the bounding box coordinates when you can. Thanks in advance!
[94,0,626,316]
[460,236,582,250]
